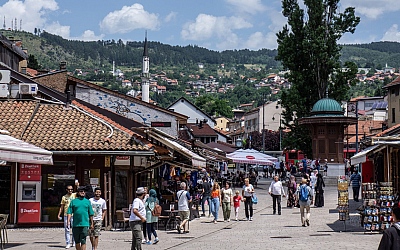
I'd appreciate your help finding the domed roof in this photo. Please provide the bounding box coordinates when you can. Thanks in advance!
[311,98,344,116]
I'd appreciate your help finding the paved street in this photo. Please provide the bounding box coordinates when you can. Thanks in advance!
[5,178,382,249]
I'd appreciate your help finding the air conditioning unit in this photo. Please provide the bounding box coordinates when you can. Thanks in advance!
[0,84,8,98]
[0,70,10,83]
[19,83,38,95]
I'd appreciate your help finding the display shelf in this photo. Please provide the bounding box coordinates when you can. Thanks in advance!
[338,179,349,222]
[361,182,394,233]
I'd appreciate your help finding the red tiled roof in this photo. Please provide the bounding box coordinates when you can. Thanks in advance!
[375,123,400,137]
[0,100,150,152]
[187,123,218,137]
[346,120,383,136]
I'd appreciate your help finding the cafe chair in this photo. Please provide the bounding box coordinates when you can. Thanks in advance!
[115,210,129,231]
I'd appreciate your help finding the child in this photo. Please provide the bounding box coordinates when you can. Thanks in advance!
[233,190,243,221]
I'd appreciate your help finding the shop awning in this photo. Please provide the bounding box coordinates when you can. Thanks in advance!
[350,144,383,165]
[148,131,206,168]
[0,134,53,165]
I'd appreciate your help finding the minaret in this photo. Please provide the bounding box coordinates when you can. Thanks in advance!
[141,32,150,103]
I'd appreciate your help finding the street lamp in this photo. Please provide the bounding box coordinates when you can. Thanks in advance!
[262,94,266,153]
[272,113,282,151]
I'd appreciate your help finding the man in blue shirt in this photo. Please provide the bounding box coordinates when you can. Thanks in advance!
[349,169,362,202]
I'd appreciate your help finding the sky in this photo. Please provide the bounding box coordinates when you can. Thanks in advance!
[0,0,399,51]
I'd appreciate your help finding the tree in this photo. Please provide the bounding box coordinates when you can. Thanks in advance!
[276,0,360,155]
[27,54,40,70]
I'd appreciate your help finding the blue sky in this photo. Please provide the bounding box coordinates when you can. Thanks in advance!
[0,0,399,51]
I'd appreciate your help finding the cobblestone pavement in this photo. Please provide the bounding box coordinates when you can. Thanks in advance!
[5,178,383,249]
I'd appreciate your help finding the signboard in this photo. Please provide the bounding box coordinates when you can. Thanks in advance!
[115,156,130,166]
[18,202,41,223]
[19,164,41,181]
[151,122,171,127]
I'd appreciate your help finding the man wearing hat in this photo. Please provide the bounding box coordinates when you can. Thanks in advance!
[67,186,94,250]
[129,187,147,250]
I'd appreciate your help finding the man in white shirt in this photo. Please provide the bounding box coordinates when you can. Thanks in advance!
[268,175,286,215]
[176,182,192,233]
[89,188,107,250]
[129,187,146,250]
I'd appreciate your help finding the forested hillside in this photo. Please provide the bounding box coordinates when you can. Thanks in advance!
[3,30,400,72]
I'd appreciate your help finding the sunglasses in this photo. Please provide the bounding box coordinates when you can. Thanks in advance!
[67,189,73,191]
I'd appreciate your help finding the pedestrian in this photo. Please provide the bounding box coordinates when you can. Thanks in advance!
[57,185,76,249]
[144,189,159,244]
[286,175,297,208]
[67,186,94,250]
[129,187,146,250]
[310,170,318,200]
[141,187,149,244]
[349,169,361,202]
[233,190,242,221]
[268,165,274,178]
[210,182,222,224]
[268,175,286,215]
[296,178,313,227]
[176,182,192,232]
[274,160,281,177]
[201,177,211,217]
[378,202,400,250]
[221,182,233,222]
[302,157,308,174]
[242,178,254,221]
[89,187,107,250]
[314,173,325,207]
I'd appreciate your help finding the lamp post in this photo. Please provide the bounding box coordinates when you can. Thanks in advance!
[262,94,266,153]
[272,113,282,151]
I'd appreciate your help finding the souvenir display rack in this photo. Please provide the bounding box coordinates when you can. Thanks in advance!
[338,179,349,224]
[362,182,394,233]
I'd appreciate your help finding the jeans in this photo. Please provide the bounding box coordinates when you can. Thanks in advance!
[129,221,143,250]
[201,195,211,215]
[352,186,360,201]
[64,216,74,245]
[300,204,310,225]
[244,196,253,219]
[272,194,282,214]
[146,222,157,241]
[210,197,220,220]
[222,202,231,220]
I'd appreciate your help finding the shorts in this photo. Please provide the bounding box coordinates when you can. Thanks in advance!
[72,227,88,245]
[178,210,190,221]
[89,220,102,237]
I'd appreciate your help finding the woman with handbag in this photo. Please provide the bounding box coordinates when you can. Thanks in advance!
[144,189,159,245]
[221,182,233,222]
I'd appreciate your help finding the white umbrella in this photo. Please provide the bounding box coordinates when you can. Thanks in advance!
[227,149,276,165]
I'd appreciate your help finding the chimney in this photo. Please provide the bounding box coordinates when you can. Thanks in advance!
[60,61,67,70]
[65,89,71,109]
[21,67,27,75]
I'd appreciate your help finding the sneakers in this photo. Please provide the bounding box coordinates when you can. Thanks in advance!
[154,238,159,244]
[146,241,152,245]
[249,217,253,221]
[227,219,230,222]
[306,219,310,226]
[224,220,227,223]
[235,217,238,221]
[213,220,217,224]
[65,244,71,249]
[142,239,147,244]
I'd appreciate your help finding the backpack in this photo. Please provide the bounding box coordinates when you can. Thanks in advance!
[151,204,162,217]
[299,185,309,202]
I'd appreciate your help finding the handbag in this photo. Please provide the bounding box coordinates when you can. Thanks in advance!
[252,193,258,204]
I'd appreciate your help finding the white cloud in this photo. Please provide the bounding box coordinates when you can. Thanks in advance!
[165,12,177,23]
[44,21,70,38]
[0,0,59,33]
[99,4,159,34]
[342,0,400,19]
[382,24,400,42]
[225,0,266,14]
[181,14,252,41]
[245,32,277,50]
[71,30,105,41]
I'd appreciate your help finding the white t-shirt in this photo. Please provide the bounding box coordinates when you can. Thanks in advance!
[129,198,146,221]
[89,197,107,221]
[242,184,254,197]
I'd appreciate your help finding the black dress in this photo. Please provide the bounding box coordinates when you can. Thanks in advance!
[314,176,325,207]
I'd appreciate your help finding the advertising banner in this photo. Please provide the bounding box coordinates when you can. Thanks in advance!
[19,164,41,181]
[18,202,41,223]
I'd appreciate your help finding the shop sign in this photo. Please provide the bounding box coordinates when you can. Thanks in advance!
[19,164,41,181]
[228,164,236,169]
[115,156,130,166]
[18,202,41,223]
[151,122,171,127]
[105,156,111,168]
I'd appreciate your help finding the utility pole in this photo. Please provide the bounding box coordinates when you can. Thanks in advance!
[262,94,265,153]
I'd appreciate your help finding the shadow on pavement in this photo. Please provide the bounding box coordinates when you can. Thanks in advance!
[3,243,26,249]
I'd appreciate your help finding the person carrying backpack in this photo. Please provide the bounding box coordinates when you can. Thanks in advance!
[296,178,313,227]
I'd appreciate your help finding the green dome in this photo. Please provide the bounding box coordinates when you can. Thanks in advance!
[311,98,344,116]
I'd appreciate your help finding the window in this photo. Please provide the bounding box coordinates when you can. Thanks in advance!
[396,88,400,96]
[392,108,396,123]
